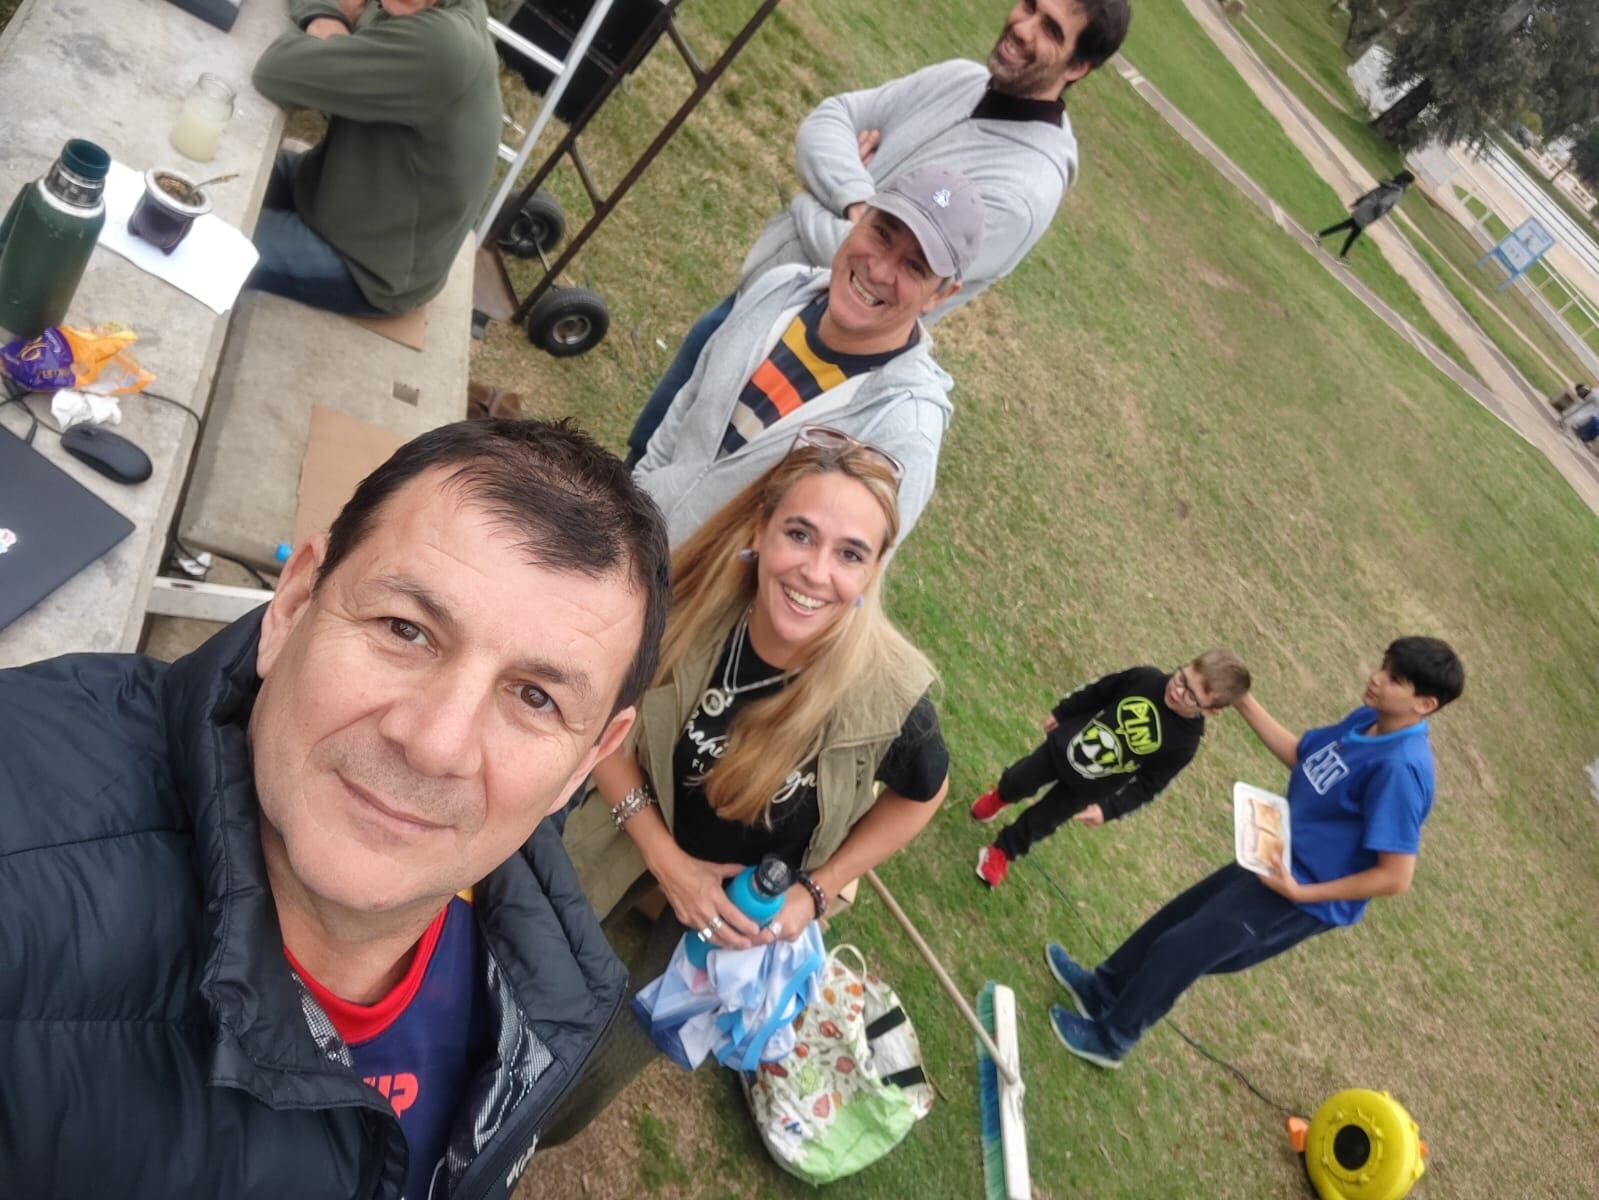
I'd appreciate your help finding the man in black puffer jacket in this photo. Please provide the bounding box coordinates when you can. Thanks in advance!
[0,420,670,1199]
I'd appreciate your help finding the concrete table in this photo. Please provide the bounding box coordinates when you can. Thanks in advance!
[0,0,288,667]
[180,240,477,571]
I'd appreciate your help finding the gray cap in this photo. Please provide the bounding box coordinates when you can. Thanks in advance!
[865,163,985,282]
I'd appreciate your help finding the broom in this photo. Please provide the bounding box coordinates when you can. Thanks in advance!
[864,870,1030,1199]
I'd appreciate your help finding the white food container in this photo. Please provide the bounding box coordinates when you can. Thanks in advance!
[1233,781,1291,876]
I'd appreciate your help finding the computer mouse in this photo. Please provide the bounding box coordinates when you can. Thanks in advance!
[60,424,153,484]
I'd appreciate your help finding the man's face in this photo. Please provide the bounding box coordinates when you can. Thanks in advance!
[988,0,1094,99]
[827,210,959,344]
[250,470,642,918]
[378,0,438,16]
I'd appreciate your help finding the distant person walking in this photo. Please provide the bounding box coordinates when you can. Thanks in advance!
[1315,171,1413,260]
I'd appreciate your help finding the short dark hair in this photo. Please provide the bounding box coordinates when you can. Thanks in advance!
[1068,0,1132,73]
[1383,636,1464,709]
[319,419,670,716]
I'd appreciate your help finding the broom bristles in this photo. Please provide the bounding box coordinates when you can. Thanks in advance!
[976,981,1008,1199]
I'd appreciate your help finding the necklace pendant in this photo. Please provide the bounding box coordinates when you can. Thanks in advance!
[701,687,730,717]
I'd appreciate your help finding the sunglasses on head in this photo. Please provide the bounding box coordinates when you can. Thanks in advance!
[793,424,905,483]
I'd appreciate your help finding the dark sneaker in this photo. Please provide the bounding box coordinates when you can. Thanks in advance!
[969,787,1006,823]
[1044,942,1100,1020]
[1049,1006,1124,1070]
[975,844,1010,888]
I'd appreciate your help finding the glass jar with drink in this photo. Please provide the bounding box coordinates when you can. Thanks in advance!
[170,74,235,163]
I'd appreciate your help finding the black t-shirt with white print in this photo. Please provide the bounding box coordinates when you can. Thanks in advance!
[1042,665,1206,821]
[671,621,947,871]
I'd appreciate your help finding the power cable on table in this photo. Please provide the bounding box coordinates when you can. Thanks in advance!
[4,380,258,588]
[171,533,275,591]
[1,382,202,439]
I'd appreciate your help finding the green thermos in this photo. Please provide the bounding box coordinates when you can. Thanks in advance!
[0,139,111,341]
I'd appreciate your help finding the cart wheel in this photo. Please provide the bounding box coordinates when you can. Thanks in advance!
[497,191,566,258]
[525,287,609,357]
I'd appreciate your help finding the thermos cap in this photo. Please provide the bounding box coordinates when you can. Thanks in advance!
[61,140,111,182]
[752,855,792,898]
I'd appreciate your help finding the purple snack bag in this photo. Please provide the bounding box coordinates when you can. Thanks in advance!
[1,327,78,390]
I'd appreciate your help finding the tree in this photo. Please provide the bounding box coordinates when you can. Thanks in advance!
[1343,0,1410,58]
[1571,127,1599,192]
[1534,50,1599,146]
[1371,0,1598,151]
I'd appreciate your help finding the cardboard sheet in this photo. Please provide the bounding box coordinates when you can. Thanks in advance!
[348,304,430,351]
[292,406,406,549]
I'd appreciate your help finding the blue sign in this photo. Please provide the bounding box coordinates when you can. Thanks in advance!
[1479,217,1556,290]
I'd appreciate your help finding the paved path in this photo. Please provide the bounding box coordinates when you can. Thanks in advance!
[1237,13,1357,118]
[1116,0,1599,514]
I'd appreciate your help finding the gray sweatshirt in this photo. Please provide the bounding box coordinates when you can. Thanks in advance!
[255,0,501,312]
[739,59,1078,324]
[635,265,953,547]
[1350,180,1407,228]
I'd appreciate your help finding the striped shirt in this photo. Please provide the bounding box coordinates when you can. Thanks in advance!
[720,296,913,457]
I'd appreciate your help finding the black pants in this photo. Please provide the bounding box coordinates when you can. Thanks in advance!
[1316,217,1363,258]
[539,907,684,1146]
[1083,863,1330,1052]
[992,741,1093,860]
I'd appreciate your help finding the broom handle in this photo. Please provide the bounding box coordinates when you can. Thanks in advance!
[864,870,1022,1089]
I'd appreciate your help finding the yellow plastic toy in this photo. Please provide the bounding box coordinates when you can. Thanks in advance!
[1285,1089,1428,1200]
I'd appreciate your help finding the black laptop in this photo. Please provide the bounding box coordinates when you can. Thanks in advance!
[0,425,135,634]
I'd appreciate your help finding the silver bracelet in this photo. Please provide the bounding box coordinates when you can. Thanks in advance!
[610,784,657,829]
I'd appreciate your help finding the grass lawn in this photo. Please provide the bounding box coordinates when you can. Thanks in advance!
[479,3,1599,1198]
[1398,194,1593,397]
[1114,0,1471,373]
[1230,2,1407,185]
[1232,0,1364,118]
[1227,0,1596,391]
[1457,193,1599,353]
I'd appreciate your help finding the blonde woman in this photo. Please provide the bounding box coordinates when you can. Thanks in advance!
[544,427,948,1143]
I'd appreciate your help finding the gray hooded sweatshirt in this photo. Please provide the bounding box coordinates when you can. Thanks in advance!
[1350,179,1407,228]
[739,59,1078,324]
[634,264,953,547]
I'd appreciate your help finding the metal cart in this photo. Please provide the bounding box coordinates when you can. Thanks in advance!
[476,0,786,356]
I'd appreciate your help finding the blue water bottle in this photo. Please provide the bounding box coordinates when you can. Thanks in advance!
[684,855,793,968]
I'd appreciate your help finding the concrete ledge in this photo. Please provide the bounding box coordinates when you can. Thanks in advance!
[180,239,475,569]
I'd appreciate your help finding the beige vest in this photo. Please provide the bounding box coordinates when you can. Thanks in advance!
[564,616,934,921]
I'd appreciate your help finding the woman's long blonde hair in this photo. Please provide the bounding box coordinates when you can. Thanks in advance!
[658,445,935,825]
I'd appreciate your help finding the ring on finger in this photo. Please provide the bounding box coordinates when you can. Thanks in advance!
[698,925,715,941]
[770,920,783,937]
[709,915,726,931]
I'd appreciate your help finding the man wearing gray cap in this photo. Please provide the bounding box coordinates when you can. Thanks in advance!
[633,163,983,547]
[624,0,1132,466]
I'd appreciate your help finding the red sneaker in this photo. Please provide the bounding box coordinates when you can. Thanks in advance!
[970,787,1007,823]
[976,845,1010,888]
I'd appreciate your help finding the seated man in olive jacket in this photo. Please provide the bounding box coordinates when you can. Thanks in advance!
[250,0,501,315]
[0,420,670,1199]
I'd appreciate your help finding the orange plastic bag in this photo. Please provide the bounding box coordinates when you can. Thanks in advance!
[0,323,155,394]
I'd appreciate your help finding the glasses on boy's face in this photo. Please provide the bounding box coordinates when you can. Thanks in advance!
[1171,666,1200,709]
[794,424,905,483]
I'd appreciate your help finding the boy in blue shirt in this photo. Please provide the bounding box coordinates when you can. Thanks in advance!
[1045,637,1463,1068]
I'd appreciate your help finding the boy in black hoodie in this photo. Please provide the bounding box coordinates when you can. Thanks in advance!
[974,651,1251,888]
